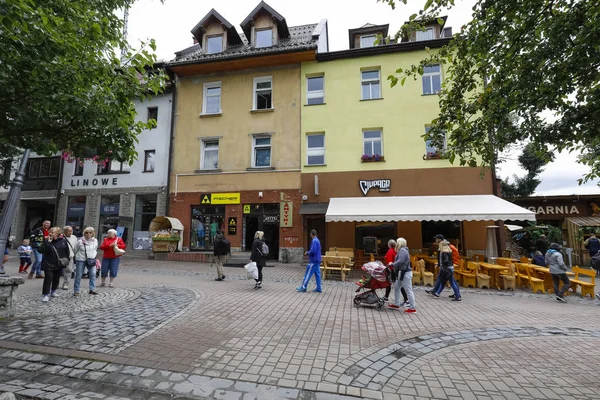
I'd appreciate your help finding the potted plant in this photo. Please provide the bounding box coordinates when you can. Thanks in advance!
[361,154,385,162]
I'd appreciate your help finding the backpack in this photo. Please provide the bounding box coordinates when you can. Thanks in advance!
[222,238,231,255]
[260,241,269,257]
[592,251,600,272]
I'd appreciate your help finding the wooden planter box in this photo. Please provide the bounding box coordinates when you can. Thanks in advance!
[152,239,179,253]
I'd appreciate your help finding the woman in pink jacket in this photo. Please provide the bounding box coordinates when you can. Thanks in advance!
[99,229,126,287]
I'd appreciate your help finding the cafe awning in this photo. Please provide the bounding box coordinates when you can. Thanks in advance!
[325,195,536,222]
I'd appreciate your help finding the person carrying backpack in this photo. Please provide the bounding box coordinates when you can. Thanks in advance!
[212,230,230,281]
[250,231,267,289]
[584,233,600,267]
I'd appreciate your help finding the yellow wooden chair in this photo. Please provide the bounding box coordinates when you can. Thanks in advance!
[501,263,516,291]
[412,259,422,285]
[569,266,596,298]
[420,260,434,286]
[454,259,465,285]
[520,256,532,264]
[462,262,478,288]
[474,263,491,289]
[516,264,544,293]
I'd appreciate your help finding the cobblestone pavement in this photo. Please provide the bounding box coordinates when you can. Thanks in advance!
[1,256,599,399]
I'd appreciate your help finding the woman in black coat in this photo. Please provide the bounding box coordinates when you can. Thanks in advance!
[38,227,70,302]
[250,231,266,289]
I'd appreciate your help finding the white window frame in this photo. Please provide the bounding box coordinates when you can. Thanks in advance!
[306,75,325,105]
[425,126,447,155]
[416,27,435,41]
[200,140,219,170]
[422,65,442,95]
[202,82,222,115]
[363,129,383,157]
[253,76,273,110]
[306,133,325,166]
[144,150,155,173]
[360,34,377,48]
[255,28,273,48]
[205,34,223,54]
[73,158,84,176]
[361,69,381,100]
[252,135,272,168]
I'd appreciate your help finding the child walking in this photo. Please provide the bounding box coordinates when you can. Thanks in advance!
[18,239,33,274]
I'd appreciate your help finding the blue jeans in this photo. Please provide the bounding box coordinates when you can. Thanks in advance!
[435,268,461,298]
[101,258,120,278]
[74,260,96,293]
[300,262,322,291]
[32,248,43,276]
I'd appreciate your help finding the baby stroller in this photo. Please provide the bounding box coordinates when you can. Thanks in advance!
[353,261,391,310]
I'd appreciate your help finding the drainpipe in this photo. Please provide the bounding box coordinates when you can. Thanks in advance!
[165,74,177,217]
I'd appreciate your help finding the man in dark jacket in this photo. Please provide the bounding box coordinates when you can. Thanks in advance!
[29,220,51,279]
[584,233,600,267]
[535,234,549,254]
[212,231,229,281]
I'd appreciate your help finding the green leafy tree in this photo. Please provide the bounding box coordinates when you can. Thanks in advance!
[500,142,554,197]
[381,0,600,185]
[0,0,165,184]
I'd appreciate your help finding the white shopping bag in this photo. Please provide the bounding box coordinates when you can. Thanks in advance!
[244,261,259,280]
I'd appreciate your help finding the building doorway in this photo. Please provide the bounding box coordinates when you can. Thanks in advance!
[23,202,55,239]
[305,217,326,253]
[242,203,280,259]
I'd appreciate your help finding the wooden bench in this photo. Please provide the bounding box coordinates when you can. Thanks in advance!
[515,263,545,293]
[569,266,596,298]
[321,256,352,281]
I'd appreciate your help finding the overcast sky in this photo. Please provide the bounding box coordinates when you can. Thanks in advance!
[127,0,599,196]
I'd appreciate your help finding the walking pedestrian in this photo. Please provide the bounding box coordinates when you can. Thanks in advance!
[212,230,230,281]
[431,241,461,301]
[584,233,600,268]
[73,227,98,296]
[61,226,78,290]
[38,227,69,302]
[545,243,570,303]
[426,234,460,296]
[250,231,266,289]
[383,239,408,305]
[17,239,33,274]
[296,229,323,293]
[388,238,417,313]
[29,220,50,279]
[99,229,126,287]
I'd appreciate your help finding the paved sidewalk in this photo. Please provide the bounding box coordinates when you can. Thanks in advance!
[1,256,599,399]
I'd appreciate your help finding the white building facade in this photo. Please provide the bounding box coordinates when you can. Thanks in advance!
[56,91,173,249]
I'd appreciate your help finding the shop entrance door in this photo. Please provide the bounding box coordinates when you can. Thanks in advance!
[262,221,279,260]
[306,217,326,253]
[244,216,259,251]
[23,203,55,238]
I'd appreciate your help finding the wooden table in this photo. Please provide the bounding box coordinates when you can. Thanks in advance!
[414,254,438,273]
[529,265,575,293]
[478,262,509,290]
[495,257,519,266]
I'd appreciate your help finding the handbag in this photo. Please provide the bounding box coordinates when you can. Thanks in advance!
[50,240,71,269]
[112,239,126,256]
[84,239,96,268]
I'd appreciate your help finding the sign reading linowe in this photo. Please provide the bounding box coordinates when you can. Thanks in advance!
[359,179,391,196]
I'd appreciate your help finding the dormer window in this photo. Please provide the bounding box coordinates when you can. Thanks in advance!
[360,35,377,48]
[416,27,435,41]
[256,29,273,48]
[206,35,223,54]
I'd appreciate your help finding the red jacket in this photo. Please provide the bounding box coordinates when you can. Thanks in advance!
[449,244,460,265]
[100,237,126,258]
[385,248,397,268]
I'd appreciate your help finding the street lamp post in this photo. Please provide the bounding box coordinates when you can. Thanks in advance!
[0,149,31,274]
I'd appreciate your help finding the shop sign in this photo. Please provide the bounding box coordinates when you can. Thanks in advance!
[67,205,85,217]
[526,205,580,215]
[359,179,391,196]
[243,204,251,214]
[228,217,237,235]
[263,214,279,224]
[70,177,118,187]
[201,193,241,205]
[280,201,293,228]
[100,204,119,215]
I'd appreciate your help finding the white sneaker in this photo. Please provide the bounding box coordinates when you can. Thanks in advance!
[51,292,60,298]
[41,295,49,302]
[596,293,600,301]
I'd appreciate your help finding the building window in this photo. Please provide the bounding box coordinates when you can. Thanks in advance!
[416,27,435,41]
[360,35,377,48]
[144,150,155,172]
[191,206,225,251]
[306,134,325,165]
[134,194,157,232]
[147,107,158,124]
[201,140,219,170]
[422,65,442,95]
[27,157,60,179]
[255,29,273,48]
[97,161,131,174]
[252,136,271,168]
[306,76,324,105]
[73,158,84,176]
[66,196,86,231]
[253,77,273,110]
[361,69,381,100]
[206,35,223,54]
[363,130,383,157]
[203,82,221,114]
[99,195,120,239]
[425,126,447,158]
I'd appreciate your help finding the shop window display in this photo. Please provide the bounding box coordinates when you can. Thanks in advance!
[190,206,225,250]
[355,222,396,255]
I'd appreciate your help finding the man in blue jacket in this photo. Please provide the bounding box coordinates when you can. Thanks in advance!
[296,229,322,293]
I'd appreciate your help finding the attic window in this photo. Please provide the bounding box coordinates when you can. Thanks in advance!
[256,29,273,48]
[360,35,377,48]
[416,27,435,41]
[206,35,223,54]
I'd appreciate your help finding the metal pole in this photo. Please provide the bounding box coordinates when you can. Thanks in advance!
[0,149,30,274]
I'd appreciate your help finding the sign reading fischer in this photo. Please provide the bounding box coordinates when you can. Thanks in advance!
[200,193,241,205]
[359,179,391,196]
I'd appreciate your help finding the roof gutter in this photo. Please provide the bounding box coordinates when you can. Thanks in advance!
[317,38,451,62]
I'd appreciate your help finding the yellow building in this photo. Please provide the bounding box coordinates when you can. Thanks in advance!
[165,2,328,262]
[298,21,532,258]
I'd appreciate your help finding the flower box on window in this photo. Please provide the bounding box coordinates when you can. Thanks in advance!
[361,154,385,162]
[423,151,446,160]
